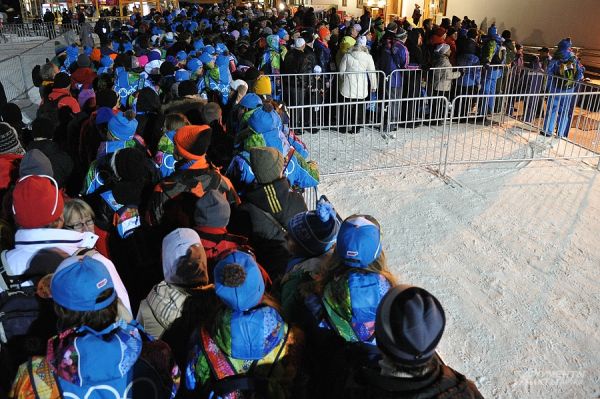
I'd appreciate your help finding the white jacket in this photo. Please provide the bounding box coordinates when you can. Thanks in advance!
[432,54,461,92]
[2,228,132,314]
[338,46,378,100]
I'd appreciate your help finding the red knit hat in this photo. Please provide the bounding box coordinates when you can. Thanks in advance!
[12,175,64,228]
[174,125,213,160]
[434,27,447,37]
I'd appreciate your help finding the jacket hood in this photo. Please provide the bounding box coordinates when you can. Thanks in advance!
[47,321,142,385]
[161,96,206,115]
[213,306,286,360]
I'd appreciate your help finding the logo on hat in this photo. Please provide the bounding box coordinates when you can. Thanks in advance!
[347,250,358,257]
[97,278,108,289]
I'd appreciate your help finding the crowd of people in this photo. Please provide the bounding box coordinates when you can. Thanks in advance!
[0,2,585,398]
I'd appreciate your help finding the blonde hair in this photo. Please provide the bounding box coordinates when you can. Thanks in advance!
[164,113,190,132]
[63,198,95,226]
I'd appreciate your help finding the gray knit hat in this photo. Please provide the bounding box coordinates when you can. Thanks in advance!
[0,122,25,155]
[19,149,53,177]
[250,146,284,184]
[194,190,231,228]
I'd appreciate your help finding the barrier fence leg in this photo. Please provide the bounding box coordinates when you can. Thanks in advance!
[439,99,452,177]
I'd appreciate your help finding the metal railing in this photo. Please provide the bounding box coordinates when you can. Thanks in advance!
[0,37,63,102]
[2,52,598,176]
[280,67,600,177]
[0,22,81,43]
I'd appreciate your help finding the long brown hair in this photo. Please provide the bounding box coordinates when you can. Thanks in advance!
[317,250,397,302]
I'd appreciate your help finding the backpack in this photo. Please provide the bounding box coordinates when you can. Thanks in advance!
[0,251,40,345]
[557,59,579,88]
[0,247,97,345]
[191,316,289,399]
[198,231,249,270]
[36,92,75,128]
[100,190,141,239]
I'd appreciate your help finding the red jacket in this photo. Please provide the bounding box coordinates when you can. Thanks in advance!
[70,67,97,89]
[47,88,81,114]
[0,153,23,190]
[445,36,457,65]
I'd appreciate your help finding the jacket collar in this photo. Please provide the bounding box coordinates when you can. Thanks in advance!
[15,228,99,249]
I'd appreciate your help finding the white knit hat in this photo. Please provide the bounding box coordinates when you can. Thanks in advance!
[435,43,451,54]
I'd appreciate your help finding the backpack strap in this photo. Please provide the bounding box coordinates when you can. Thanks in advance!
[0,250,28,290]
[73,247,98,257]
[27,357,62,399]
[0,250,10,291]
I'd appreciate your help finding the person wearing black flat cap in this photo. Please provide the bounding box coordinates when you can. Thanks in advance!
[336,285,483,398]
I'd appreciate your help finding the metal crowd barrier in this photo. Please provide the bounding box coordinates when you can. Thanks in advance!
[0,22,81,43]
[272,70,387,113]
[1,55,598,175]
[0,37,63,102]
[281,67,600,177]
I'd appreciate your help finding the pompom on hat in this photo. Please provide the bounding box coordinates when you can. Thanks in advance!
[214,250,265,311]
[287,198,340,256]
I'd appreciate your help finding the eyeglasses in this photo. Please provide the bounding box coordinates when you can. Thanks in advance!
[65,219,95,230]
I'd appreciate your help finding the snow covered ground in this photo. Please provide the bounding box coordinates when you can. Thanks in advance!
[321,159,600,398]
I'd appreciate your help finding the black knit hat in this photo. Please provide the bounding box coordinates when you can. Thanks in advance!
[53,72,71,89]
[376,285,446,366]
[113,147,147,182]
[95,89,119,108]
[178,80,198,97]
[136,87,161,113]
[0,122,25,155]
[160,61,177,77]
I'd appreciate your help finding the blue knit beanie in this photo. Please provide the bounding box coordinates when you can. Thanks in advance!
[187,58,201,72]
[108,111,138,140]
[176,50,187,62]
[147,50,162,62]
[277,29,288,40]
[240,93,262,110]
[175,69,191,82]
[215,42,228,54]
[214,250,265,311]
[199,51,214,65]
[193,39,205,51]
[100,55,113,67]
[203,45,216,55]
[287,198,340,256]
[248,106,279,135]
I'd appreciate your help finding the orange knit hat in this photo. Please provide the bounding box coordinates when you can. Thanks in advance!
[174,125,213,160]
[90,48,102,63]
[318,26,331,40]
